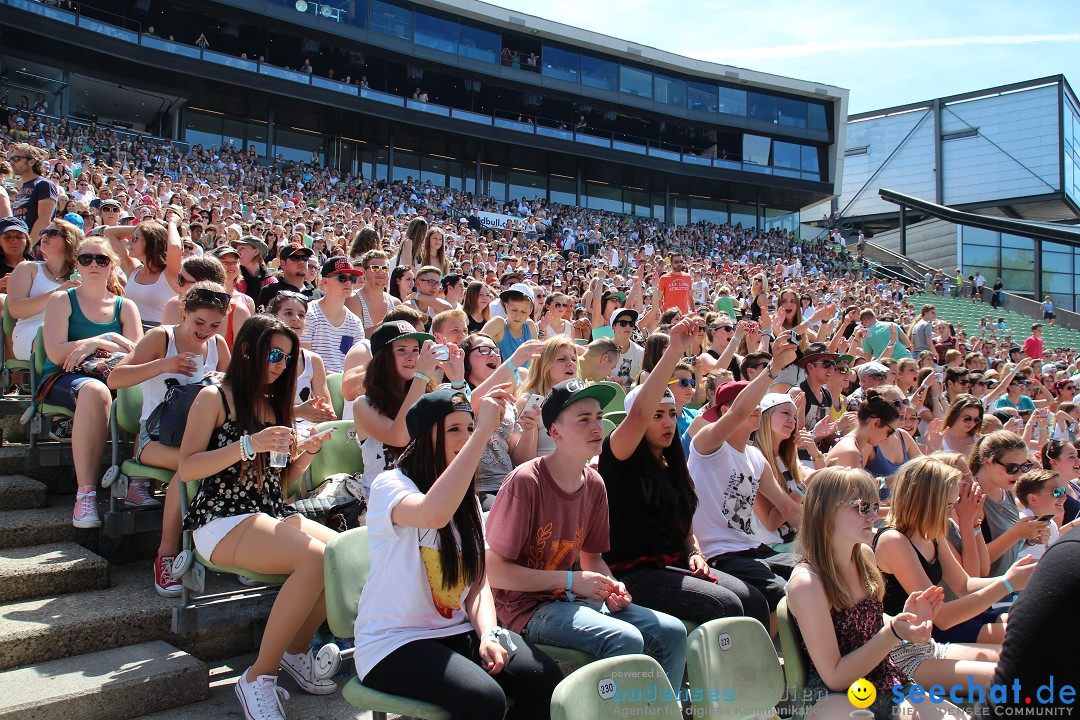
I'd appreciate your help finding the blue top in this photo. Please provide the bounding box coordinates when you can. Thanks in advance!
[678,405,700,457]
[865,438,909,479]
[496,320,532,367]
[42,288,124,379]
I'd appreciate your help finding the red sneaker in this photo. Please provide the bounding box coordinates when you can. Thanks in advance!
[154,555,182,598]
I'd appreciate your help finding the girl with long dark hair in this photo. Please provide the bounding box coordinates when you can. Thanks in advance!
[178,315,337,719]
[354,385,562,719]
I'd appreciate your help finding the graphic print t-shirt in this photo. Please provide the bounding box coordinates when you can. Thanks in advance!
[485,457,610,633]
[353,469,474,679]
[658,272,693,314]
[688,439,767,557]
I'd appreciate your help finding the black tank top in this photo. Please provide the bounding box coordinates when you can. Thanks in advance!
[873,530,942,616]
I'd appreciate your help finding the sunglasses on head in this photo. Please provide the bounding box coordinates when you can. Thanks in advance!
[77,253,110,267]
[668,378,697,389]
[993,459,1034,475]
[275,290,310,305]
[843,499,880,517]
[188,287,231,308]
[267,348,292,366]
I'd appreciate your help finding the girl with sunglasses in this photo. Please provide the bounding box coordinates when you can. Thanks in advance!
[825,390,902,472]
[786,467,955,719]
[178,315,336,718]
[873,456,1029,688]
[43,238,142,528]
[102,218,183,327]
[599,317,770,629]
[108,281,232,597]
[536,292,572,339]
[926,395,984,458]
[864,385,923,481]
[7,218,79,361]
[969,430,1049,577]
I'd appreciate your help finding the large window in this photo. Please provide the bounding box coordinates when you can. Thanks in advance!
[690,197,727,224]
[508,170,546,201]
[414,11,457,53]
[748,92,777,124]
[549,176,576,206]
[619,65,653,99]
[777,98,807,129]
[743,134,771,166]
[586,181,622,212]
[717,86,746,116]
[688,81,718,113]
[420,156,448,186]
[458,21,499,63]
[276,128,325,164]
[391,149,419,182]
[542,44,580,83]
[370,0,411,39]
[802,146,820,175]
[773,141,802,169]
[654,73,686,107]
[580,53,617,92]
[808,103,828,130]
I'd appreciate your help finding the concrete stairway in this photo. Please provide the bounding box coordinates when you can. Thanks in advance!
[0,471,256,720]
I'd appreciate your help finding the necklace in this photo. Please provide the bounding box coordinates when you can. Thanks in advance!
[42,264,66,283]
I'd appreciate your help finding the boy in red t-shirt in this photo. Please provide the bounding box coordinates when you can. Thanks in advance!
[485,379,687,691]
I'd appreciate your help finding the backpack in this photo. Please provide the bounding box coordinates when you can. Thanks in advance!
[144,376,220,447]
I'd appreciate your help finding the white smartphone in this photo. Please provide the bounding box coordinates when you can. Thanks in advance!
[522,393,545,415]
[433,344,450,361]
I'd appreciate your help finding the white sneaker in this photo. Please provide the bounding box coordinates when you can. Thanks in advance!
[125,481,162,508]
[280,649,338,695]
[72,491,101,528]
[235,669,289,720]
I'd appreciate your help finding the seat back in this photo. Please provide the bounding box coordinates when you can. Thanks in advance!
[325,372,344,419]
[2,304,15,343]
[603,410,627,426]
[324,526,369,639]
[550,655,678,720]
[776,596,808,697]
[595,381,625,413]
[601,418,616,439]
[32,326,46,377]
[307,420,363,486]
[686,617,784,719]
[116,384,144,435]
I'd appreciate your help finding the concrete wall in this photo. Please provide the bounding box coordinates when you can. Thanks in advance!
[870,218,958,272]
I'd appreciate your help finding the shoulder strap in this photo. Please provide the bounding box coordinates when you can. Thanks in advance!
[216,386,232,420]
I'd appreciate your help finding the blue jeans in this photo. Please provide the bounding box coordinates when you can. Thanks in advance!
[522,599,687,691]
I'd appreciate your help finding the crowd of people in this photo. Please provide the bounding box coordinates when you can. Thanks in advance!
[0,106,1077,720]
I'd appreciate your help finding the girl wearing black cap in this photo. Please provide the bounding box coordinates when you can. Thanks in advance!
[355,385,562,719]
[178,315,337,718]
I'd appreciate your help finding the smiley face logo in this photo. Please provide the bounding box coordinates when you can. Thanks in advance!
[847,678,876,709]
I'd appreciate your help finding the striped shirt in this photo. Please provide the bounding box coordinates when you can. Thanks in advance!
[301,301,364,374]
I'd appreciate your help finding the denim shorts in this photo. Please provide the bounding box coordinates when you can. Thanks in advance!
[45,373,107,412]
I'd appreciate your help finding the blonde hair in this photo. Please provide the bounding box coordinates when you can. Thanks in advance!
[797,467,885,609]
[754,403,804,491]
[968,430,1026,475]
[519,336,577,397]
[887,456,961,540]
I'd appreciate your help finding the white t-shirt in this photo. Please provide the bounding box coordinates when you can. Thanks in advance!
[353,469,476,679]
[1017,507,1059,561]
[688,439,767,557]
[613,342,644,387]
[301,301,365,375]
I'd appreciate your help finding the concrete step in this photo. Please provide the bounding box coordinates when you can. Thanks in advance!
[0,497,96,550]
[0,640,207,720]
[0,542,109,602]
[0,475,46,510]
[0,562,257,671]
[133,653,377,720]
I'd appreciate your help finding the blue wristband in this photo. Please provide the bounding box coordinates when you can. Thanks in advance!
[1001,578,1015,594]
[505,358,520,384]
[565,570,576,601]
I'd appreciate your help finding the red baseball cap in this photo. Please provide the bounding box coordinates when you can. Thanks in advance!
[700,381,750,423]
[321,256,364,278]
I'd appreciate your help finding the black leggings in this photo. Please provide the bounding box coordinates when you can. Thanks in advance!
[621,567,770,629]
[362,630,563,720]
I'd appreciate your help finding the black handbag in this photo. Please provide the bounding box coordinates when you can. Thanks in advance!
[291,495,363,533]
[144,376,220,447]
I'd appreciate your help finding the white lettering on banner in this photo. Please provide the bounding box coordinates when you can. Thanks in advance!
[477,212,521,230]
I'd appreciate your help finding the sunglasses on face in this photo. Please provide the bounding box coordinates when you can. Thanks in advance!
[1036,487,1068,499]
[883,423,898,438]
[614,319,636,328]
[843,499,880,517]
[267,348,292,366]
[668,378,697,389]
[77,253,110,267]
[958,414,981,424]
[552,302,566,309]
[993,459,1034,475]
[417,277,440,286]
[38,228,61,238]
[816,360,837,368]
[366,265,389,274]
[471,345,502,357]
[332,274,358,284]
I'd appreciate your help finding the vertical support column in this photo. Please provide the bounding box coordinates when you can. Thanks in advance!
[755,198,762,230]
[59,70,71,118]
[387,132,395,184]
[899,206,907,256]
[475,149,482,195]
[576,166,583,207]
[267,109,275,161]
[664,180,671,224]
[1034,238,1043,301]
[933,98,944,205]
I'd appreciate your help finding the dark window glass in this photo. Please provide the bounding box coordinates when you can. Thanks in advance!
[620,65,653,99]
[542,44,580,83]
[777,98,807,128]
[580,53,617,92]
[802,145,820,173]
[687,81,718,113]
[773,141,801,169]
[808,103,827,130]
[414,12,457,53]
[654,73,686,107]
[748,92,777,124]
[458,21,499,63]
[743,134,771,166]
[718,86,746,116]
[370,0,411,39]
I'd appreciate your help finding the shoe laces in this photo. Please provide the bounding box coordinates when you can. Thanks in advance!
[250,675,290,716]
[129,482,153,504]
[76,490,97,517]
[158,556,177,586]
[285,650,312,677]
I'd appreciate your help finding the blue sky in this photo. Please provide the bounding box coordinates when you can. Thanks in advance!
[489,0,1080,113]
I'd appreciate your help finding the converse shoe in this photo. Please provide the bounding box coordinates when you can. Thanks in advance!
[125,481,162,508]
[154,555,182,598]
[235,669,289,720]
[72,490,101,528]
[49,418,73,443]
[280,649,338,695]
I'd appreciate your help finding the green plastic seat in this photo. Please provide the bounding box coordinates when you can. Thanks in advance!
[594,381,625,413]
[603,410,627,426]
[550,655,679,720]
[306,420,363,488]
[325,372,345,419]
[776,597,808,698]
[2,305,31,391]
[31,326,73,420]
[686,617,784,719]
[325,527,452,720]
[114,384,176,484]
[601,418,616,438]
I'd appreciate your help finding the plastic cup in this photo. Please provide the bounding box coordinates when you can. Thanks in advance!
[190,354,205,383]
[269,451,289,468]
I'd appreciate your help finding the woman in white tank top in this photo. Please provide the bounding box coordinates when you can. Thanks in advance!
[102,219,182,326]
[108,282,232,597]
[268,292,335,423]
[6,218,79,360]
